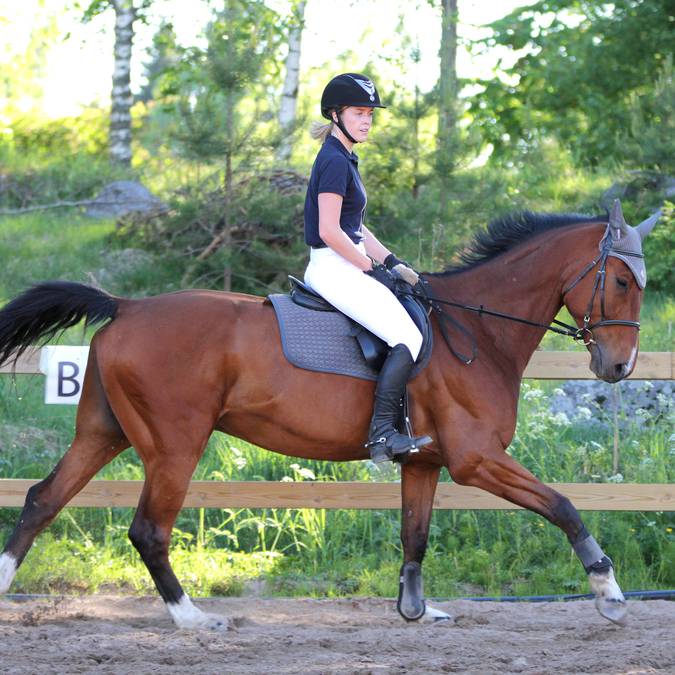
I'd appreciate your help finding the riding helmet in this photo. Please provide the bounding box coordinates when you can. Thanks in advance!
[320,73,386,120]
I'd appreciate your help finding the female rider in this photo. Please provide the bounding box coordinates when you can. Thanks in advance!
[303,72,432,463]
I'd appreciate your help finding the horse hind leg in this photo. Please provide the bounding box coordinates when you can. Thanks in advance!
[398,461,451,624]
[104,380,226,631]
[1,348,129,595]
[126,451,228,631]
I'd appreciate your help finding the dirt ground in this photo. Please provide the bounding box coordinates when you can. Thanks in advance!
[0,595,673,674]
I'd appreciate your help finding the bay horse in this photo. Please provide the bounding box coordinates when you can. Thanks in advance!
[0,201,658,629]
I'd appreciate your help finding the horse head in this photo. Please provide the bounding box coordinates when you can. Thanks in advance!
[561,200,660,383]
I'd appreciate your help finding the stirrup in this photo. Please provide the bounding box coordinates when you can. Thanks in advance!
[366,433,432,464]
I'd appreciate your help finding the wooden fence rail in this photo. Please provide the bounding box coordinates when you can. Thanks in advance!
[1,480,673,511]
[1,349,672,511]
[2,349,673,379]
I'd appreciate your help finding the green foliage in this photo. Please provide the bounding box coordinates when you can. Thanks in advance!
[115,168,307,293]
[137,21,180,104]
[159,0,282,164]
[620,56,675,175]
[80,0,154,24]
[642,201,675,294]
[469,0,675,164]
[12,533,280,596]
[0,111,127,209]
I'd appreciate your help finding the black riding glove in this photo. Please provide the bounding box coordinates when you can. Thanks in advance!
[365,263,397,291]
[384,254,420,286]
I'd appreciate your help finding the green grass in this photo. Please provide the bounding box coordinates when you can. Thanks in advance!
[0,183,673,600]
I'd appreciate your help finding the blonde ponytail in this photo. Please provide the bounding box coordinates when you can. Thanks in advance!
[310,121,334,143]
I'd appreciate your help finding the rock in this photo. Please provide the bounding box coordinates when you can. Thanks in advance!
[85,181,166,219]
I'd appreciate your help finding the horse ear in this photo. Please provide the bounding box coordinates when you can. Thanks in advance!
[635,209,661,241]
[609,199,629,239]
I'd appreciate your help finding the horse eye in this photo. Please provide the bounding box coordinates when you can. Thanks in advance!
[616,277,629,289]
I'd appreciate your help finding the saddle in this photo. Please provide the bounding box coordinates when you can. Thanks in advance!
[265,276,432,382]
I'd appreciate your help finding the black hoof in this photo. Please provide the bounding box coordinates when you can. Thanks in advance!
[397,561,426,621]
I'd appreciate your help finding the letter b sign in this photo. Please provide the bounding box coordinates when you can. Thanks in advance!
[40,346,90,405]
[58,361,81,397]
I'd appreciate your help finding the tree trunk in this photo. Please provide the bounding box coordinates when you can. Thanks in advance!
[437,0,458,221]
[110,0,135,167]
[276,0,306,163]
[222,0,235,292]
[412,81,420,199]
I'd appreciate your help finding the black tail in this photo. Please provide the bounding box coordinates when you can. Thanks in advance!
[0,281,119,367]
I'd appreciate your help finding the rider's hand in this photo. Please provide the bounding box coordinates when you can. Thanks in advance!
[365,263,397,291]
[384,253,420,286]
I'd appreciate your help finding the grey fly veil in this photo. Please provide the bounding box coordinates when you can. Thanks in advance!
[604,199,661,289]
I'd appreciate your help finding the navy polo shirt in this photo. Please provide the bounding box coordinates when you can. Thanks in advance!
[303,135,367,247]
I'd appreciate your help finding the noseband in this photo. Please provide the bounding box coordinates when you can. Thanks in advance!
[560,233,642,346]
[408,231,642,364]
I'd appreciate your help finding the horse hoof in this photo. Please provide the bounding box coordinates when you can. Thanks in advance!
[397,561,426,621]
[420,603,452,624]
[588,567,627,626]
[178,611,230,631]
[167,596,230,631]
[203,614,230,631]
[595,596,628,625]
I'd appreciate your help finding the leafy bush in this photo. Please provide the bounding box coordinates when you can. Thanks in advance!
[642,201,675,294]
[0,111,127,209]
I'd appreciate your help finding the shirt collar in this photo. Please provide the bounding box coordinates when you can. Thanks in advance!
[326,134,359,165]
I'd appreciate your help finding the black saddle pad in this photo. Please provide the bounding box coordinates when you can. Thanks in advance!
[267,293,432,382]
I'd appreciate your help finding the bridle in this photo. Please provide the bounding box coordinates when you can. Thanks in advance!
[560,230,641,346]
[407,230,642,365]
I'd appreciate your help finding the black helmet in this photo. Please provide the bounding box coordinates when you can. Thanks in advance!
[320,73,386,120]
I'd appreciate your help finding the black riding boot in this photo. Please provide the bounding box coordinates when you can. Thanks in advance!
[366,344,432,463]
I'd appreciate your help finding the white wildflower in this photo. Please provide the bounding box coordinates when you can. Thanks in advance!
[524,388,544,401]
[550,412,570,426]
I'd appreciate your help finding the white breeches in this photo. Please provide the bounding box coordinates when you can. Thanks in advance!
[304,244,423,361]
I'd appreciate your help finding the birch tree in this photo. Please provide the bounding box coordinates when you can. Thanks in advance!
[436,0,458,221]
[276,0,306,163]
[82,0,153,167]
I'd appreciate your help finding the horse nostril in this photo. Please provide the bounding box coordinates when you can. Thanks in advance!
[614,363,627,379]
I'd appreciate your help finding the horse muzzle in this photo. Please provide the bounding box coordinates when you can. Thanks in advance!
[589,343,636,383]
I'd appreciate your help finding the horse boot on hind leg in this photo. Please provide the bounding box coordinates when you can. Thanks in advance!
[397,462,451,624]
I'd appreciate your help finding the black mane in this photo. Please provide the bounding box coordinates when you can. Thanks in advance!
[431,211,606,275]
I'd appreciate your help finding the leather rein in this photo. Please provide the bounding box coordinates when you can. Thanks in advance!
[408,232,642,365]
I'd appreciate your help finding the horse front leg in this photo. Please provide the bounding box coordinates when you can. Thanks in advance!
[398,460,450,623]
[447,436,627,625]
